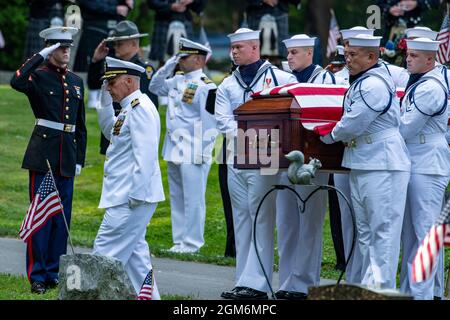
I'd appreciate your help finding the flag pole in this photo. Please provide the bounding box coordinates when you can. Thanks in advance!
[45,159,75,255]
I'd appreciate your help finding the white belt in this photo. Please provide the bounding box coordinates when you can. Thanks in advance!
[405,133,445,144]
[35,118,76,133]
[344,128,399,148]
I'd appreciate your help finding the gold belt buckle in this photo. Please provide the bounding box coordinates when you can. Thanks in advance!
[63,124,73,132]
[344,139,357,148]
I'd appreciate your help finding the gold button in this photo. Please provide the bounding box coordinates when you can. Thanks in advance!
[66,98,69,102]
[65,90,69,94]
[62,75,66,79]
[73,139,76,143]
[57,68,60,72]
[50,91,53,95]
[64,83,68,87]
[65,115,69,119]
[65,107,69,111]
[43,134,47,138]
[77,95,81,99]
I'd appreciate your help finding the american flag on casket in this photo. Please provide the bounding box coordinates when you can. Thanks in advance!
[252,83,450,135]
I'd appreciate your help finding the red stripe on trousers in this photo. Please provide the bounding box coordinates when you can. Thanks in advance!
[27,172,35,282]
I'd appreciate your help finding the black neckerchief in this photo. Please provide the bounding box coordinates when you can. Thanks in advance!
[239,59,264,86]
[349,63,380,85]
[292,64,316,83]
[405,73,425,92]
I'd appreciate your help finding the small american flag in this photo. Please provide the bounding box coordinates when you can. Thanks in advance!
[19,171,63,242]
[412,199,450,283]
[137,269,154,300]
[327,9,341,58]
[437,10,450,64]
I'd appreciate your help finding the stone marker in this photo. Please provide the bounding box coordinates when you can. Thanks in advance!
[58,253,136,300]
[308,284,413,300]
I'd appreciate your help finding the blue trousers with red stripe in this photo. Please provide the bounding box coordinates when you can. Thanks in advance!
[26,171,74,284]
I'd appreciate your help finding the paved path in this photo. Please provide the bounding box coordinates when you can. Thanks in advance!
[0,237,335,299]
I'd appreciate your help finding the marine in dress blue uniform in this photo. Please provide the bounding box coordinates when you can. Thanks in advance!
[10,26,87,294]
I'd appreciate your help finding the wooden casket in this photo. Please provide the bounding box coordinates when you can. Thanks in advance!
[233,83,350,172]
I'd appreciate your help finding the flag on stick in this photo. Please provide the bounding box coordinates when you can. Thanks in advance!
[437,9,450,64]
[327,9,341,58]
[412,199,450,283]
[137,269,154,300]
[19,171,63,242]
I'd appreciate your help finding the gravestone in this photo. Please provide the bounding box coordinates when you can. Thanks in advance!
[58,253,136,300]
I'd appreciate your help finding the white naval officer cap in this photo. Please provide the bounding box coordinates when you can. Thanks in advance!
[405,26,438,40]
[282,34,316,48]
[227,28,260,43]
[177,37,212,57]
[39,26,78,47]
[341,26,375,40]
[406,37,441,51]
[348,34,382,47]
[101,56,145,80]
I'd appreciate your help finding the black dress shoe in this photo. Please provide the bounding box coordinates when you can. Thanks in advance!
[31,282,46,294]
[45,279,59,289]
[232,287,268,300]
[221,286,244,299]
[285,291,308,300]
[275,290,290,299]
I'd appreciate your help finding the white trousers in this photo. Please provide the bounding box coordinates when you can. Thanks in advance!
[350,170,410,290]
[334,173,363,284]
[277,171,328,293]
[93,203,160,299]
[400,173,448,300]
[227,165,279,292]
[167,161,211,251]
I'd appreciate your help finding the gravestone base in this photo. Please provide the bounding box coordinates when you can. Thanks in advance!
[308,284,412,300]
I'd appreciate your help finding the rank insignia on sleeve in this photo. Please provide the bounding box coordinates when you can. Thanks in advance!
[201,76,213,84]
[146,66,154,80]
[131,98,140,108]
[74,86,81,96]
[112,114,126,135]
[182,82,198,104]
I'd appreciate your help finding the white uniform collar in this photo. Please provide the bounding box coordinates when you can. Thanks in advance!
[184,68,203,79]
[120,89,142,108]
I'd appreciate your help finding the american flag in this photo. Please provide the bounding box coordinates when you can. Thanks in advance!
[412,199,450,283]
[327,9,341,58]
[19,171,63,242]
[252,83,450,133]
[437,10,450,65]
[137,269,154,300]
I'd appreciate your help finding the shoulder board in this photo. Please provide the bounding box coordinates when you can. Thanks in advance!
[131,98,140,108]
[201,76,214,84]
[176,71,184,75]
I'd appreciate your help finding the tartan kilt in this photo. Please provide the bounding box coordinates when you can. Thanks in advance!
[247,12,289,58]
[74,22,113,72]
[149,20,193,61]
[23,18,50,60]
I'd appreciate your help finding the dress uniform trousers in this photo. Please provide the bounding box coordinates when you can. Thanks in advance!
[350,170,410,289]
[93,202,160,299]
[228,166,279,291]
[168,162,211,251]
[400,174,448,299]
[277,172,328,293]
[26,171,73,284]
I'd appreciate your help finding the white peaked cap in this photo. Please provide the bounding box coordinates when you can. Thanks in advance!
[405,26,438,40]
[227,28,260,43]
[283,34,316,48]
[101,57,145,80]
[39,26,78,45]
[177,37,212,57]
[406,37,441,51]
[348,34,382,47]
[341,26,375,40]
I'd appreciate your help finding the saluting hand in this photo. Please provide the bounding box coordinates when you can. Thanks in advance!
[39,42,61,59]
[100,81,113,108]
[92,40,109,63]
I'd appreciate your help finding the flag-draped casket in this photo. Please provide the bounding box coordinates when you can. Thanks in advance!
[233,82,450,172]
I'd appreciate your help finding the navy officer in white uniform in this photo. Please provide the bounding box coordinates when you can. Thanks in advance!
[215,28,297,300]
[321,34,411,290]
[93,57,165,298]
[149,38,218,254]
[399,37,449,300]
[275,34,335,300]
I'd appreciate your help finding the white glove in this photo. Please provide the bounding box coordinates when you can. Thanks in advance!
[99,81,113,108]
[75,164,82,176]
[39,42,61,60]
[320,133,335,144]
[161,55,180,74]
[128,197,145,209]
